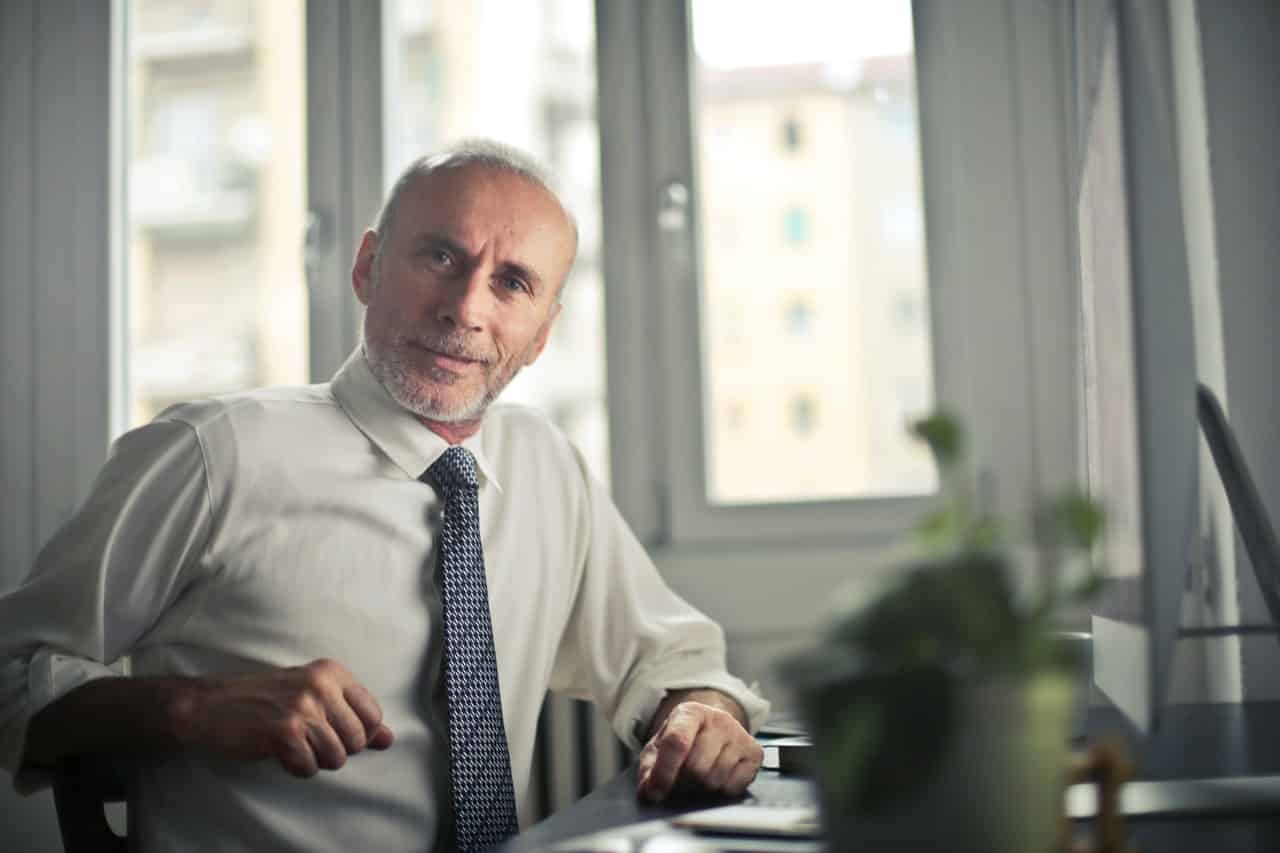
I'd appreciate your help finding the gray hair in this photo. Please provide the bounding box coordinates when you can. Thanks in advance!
[372,138,579,249]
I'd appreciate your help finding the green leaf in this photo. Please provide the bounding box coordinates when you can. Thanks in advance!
[910,411,964,469]
[1050,493,1106,550]
[966,515,1006,551]
[915,507,962,551]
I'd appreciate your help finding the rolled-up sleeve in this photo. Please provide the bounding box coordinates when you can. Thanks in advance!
[0,417,213,792]
[548,450,770,750]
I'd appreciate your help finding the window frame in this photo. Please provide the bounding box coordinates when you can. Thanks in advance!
[597,0,1080,553]
[305,0,384,382]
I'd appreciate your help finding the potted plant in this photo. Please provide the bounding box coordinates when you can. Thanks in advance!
[783,411,1105,853]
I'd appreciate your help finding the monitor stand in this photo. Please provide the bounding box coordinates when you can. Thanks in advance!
[1081,619,1280,819]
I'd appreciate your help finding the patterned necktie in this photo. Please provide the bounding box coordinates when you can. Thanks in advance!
[423,447,520,852]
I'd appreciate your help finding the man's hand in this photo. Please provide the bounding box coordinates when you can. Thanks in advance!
[174,658,394,778]
[636,691,763,802]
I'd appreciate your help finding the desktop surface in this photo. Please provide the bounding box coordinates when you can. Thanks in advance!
[500,701,1280,853]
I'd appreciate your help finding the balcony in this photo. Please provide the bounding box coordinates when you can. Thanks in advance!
[131,156,257,240]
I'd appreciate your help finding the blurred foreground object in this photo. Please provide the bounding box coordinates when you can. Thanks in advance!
[782,411,1106,852]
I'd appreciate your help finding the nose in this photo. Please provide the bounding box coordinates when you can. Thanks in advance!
[434,265,490,332]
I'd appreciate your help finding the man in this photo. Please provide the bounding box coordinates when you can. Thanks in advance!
[0,140,768,852]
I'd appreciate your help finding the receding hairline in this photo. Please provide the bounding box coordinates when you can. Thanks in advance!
[372,140,579,251]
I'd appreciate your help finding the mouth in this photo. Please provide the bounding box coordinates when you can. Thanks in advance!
[408,340,484,372]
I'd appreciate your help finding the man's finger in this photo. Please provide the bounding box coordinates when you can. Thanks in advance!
[701,743,741,791]
[326,698,371,755]
[640,715,702,801]
[305,718,349,771]
[343,683,385,741]
[678,736,728,789]
[726,757,759,797]
[274,719,319,778]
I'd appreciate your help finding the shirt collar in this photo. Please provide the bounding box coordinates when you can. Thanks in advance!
[330,347,504,493]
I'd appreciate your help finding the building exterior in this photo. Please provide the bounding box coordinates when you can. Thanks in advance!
[128,0,307,426]
[698,56,936,503]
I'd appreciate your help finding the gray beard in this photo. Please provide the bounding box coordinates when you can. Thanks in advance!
[363,338,500,423]
[363,329,545,424]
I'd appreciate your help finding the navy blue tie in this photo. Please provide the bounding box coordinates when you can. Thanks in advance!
[424,447,519,851]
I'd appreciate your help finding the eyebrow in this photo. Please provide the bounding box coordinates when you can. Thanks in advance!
[412,233,544,292]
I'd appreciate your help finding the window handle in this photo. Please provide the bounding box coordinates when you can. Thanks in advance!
[657,181,694,284]
[657,181,689,232]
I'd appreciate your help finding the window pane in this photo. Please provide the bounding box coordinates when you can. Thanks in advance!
[125,0,309,428]
[692,0,937,504]
[384,0,609,482]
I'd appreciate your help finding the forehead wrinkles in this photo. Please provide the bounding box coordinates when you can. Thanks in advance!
[408,169,563,254]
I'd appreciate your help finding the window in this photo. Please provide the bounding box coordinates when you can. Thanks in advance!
[789,394,817,436]
[781,207,811,246]
[123,0,308,427]
[597,0,1071,551]
[784,298,814,338]
[691,0,935,506]
[781,115,803,152]
[383,0,609,482]
[100,0,1070,560]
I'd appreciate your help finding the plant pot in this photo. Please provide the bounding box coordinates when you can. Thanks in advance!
[804,670,1075,853]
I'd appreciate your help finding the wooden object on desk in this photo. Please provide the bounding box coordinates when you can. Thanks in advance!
[1063,738,1135,853]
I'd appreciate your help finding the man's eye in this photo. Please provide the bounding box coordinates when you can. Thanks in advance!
[500,277,528,294]
[426,249,453,267]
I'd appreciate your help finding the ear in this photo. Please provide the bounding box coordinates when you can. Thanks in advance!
[351,230,379,307]
[525,303,562,366]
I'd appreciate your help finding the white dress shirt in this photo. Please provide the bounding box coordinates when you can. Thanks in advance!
[0,348,768,852]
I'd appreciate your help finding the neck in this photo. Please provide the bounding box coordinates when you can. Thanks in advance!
[421,416,482,445]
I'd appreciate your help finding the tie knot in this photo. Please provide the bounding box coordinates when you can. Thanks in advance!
[425,446,479,493]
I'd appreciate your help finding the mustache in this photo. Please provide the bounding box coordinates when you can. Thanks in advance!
[403,333,494,365]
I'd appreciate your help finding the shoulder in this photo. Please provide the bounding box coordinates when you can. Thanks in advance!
[152,382,337,438]
[133,382,342,478]
[480,403,591,483]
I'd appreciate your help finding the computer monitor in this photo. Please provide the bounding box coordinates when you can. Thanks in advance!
[1076,0,1280,736]
[1072,3,1280,817]
[1075,0,1199,736]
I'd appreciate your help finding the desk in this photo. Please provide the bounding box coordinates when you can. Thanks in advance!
[501,702,1280,852]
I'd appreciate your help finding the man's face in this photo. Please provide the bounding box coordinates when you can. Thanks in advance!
[353,165,575,425]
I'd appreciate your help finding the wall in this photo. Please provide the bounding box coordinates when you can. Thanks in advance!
[1,1,114,849]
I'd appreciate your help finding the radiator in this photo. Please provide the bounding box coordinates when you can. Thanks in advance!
[528,693,631,821]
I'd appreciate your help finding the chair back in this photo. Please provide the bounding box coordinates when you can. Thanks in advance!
[52,755,127,852]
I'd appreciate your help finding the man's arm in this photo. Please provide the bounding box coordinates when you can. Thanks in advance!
[0,418,211,784]
[635,688,764,803]
[1,417,388,785]
[545,443,769,802]
[24,659,393,778]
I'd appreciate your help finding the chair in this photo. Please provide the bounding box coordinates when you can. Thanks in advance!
[51,756,127,852]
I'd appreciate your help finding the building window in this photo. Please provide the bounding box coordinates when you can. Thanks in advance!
[789,395,817,436]
[781,115,803,152]
[782,207,810,245]
[784,298,814,338]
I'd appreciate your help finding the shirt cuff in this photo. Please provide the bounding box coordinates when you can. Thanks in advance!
[614,668,771,750]
[4,649,118,794]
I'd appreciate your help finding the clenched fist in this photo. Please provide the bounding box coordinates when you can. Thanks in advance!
[636,693,763,802]
[173,658,394,778]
